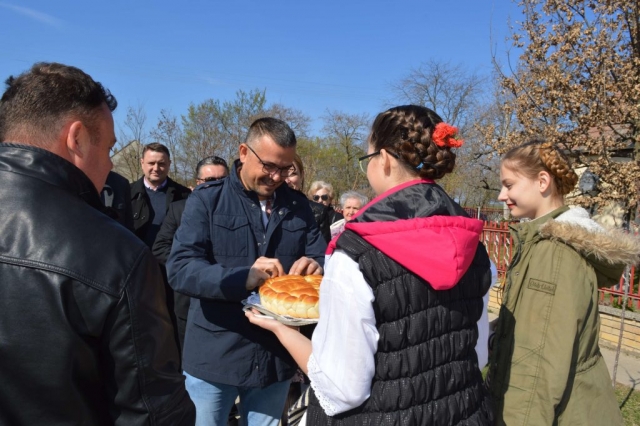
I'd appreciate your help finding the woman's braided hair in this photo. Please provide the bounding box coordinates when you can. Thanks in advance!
[502,139,579,196]
[369,105,456,179]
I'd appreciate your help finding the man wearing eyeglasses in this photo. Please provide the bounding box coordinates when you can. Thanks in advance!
[167,117,326,426]
[153,156,230,352]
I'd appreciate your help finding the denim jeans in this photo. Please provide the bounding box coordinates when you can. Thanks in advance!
[185,371,290,426]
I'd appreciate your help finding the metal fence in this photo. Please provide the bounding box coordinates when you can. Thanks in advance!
[463,206,507,222]
[480,221,640,310]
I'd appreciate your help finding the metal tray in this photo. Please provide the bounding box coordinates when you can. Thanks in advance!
[242,293,319,326]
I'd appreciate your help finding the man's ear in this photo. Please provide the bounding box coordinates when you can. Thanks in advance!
[239,144,248,163]
[65,120,86,159]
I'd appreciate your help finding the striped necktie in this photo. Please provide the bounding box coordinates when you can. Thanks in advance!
[265,198,273,218]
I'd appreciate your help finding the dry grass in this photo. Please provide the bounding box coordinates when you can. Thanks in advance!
[618,383,640,425]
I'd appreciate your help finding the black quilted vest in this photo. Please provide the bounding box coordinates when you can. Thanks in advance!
[305,228,494,426]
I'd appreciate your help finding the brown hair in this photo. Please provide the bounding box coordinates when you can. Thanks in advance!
[369,105,456,179]
[142,142,171,160]
[0,62,117,146]
[501,139,579,196]
[245,117,296,148]
[291,153,305,187]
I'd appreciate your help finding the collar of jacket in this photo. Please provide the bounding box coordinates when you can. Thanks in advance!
[132,176,177,195]
[230,159,289,206]
[512,205,640,287]
[509,205,570,246]
[329,179,483,290]
[352,179,457,223]
[0,143,104,212]
[541,206,640,286]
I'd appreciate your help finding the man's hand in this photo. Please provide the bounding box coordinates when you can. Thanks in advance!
[246,257,285,290]
[289,257,323,276]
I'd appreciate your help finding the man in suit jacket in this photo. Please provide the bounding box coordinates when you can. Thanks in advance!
[130,142,191,248]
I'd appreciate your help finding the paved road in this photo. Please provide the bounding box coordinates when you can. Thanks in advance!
[601,343,640,389]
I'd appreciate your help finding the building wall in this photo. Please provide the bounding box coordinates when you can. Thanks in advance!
[111,140,142,182]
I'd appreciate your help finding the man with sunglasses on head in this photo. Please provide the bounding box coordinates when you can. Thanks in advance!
[167,117,326,426]
[153,155,229,351]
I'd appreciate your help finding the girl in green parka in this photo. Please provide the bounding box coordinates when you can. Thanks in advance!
[488,140,640,425]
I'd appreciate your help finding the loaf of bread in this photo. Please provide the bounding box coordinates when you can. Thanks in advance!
[259,275,322,319]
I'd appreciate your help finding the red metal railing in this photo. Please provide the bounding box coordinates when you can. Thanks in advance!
[463,207,507,222]
[481,221,640,310]
[480,221,512,278]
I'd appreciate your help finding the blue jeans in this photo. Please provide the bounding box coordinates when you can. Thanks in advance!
[185,371,290,426]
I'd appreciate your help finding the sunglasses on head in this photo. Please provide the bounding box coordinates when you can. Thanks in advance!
[199,176,224,183]
[313,194,329,201]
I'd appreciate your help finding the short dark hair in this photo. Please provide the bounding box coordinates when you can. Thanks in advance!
[245,117,296,148]
[0,62,117,146]
[142,142,170,160]
[196,156,229,178]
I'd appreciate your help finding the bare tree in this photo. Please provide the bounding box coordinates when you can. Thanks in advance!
[112,104,147,182]
[392,60,498,207]
[150,110,187,182]
[267,103,312,139]
[391,60,486,131]
[320,110,371,198]
[180,89,267,177]
[490,0,640,217]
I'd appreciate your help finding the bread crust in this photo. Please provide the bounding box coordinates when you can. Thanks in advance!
[259,275,322,319]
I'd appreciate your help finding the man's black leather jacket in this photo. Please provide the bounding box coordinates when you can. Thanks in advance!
[0,143,195,425]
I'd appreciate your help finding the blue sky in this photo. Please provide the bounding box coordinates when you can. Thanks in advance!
[0,1,523,136]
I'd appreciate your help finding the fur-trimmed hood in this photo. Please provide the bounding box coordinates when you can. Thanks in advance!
[538,206,640,287]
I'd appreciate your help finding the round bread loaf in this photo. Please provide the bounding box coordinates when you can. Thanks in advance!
[259,275,322,319]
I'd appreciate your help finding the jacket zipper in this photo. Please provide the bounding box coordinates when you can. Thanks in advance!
[502,225,523,305]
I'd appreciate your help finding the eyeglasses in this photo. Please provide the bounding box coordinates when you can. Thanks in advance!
[358,152,380,174]
[313,194,329,202]
[358,150,398,174]
[245,144,297,177]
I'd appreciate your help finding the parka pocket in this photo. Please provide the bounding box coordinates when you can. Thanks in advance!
[211,215,249,257]
[511,279,555,365]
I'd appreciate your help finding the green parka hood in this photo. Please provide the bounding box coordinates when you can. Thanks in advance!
[538,206,640,288]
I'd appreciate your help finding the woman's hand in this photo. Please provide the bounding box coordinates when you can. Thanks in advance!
[245,308,298,335]
[245,308,311,375]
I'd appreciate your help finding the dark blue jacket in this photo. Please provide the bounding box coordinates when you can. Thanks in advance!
[167,160,326,387]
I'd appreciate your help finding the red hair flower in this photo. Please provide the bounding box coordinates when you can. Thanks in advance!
[432,122,464,148]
